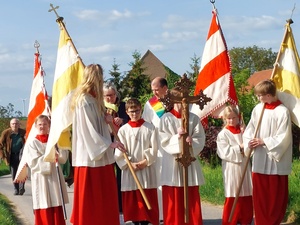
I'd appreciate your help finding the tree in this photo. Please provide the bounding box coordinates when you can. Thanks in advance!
[0,104,22,118]
[120,50,151,99]
[108,58,122,92]
[233,69,258,124]
[0,103,23,134]
[229,45,277,77]
[186,53,201,83]
[164,65,181,90]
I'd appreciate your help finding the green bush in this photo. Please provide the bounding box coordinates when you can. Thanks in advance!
[0,163,9,176]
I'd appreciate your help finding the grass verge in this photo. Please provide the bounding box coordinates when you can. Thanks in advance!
[0,163,22,225]
[0,194,22,225]
[0,161,10,176]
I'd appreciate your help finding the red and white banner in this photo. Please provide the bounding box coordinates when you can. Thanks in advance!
[192,9,238,128]
[26,49,50,139]
[15,45,50,182]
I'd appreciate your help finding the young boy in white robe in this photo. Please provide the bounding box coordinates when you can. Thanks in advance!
[158,88,206,225]
[115,98,159,225]
[217,105,253,225]
[243,79,292,225]
[27,115,69,225]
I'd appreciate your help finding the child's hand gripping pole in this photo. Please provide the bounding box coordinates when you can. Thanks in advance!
[106,111,152,210]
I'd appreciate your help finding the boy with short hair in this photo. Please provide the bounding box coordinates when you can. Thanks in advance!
[243,79,292,225]
[28,115,69,225]
[158,88,206,225]
[115,98,159,225]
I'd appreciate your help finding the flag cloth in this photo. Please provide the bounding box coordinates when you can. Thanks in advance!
[15,47,51,182]
[44,26,84,162]
[26,50,50,139]
[192,9,238,128]
[272,21,300,127]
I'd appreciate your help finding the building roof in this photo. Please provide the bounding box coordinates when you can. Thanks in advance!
[247,69,273,88]
[141,50,168,80]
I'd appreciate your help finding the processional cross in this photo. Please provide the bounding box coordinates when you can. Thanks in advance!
[48,4,60,19]
[160,74,212,223]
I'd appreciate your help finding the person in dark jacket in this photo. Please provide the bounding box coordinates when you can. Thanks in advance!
[0,118,26,195]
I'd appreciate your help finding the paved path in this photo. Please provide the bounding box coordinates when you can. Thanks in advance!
[0,174,225,225]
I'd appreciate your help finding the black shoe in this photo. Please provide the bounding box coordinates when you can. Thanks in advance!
[14,190,19,195]
[19,189,25,195]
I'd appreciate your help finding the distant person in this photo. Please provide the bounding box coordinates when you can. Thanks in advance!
[26,115,69,225]
[142,77,168,223]
[216,105,253,225]
[70,63,126,225]
[115,98,159,225]
[103,81,129,132]
[158,88,206,225]
[0,118,26,195]
[103,81,129,222]
[243,79,292,225]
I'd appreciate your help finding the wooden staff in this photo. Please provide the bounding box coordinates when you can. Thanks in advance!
[107,111,152,210]
[159,74,212,223]
[229,104,265,222]
[54,146,67,220]
[48,4,85,68]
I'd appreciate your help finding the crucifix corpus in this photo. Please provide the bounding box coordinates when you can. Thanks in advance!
[159,74,212,223]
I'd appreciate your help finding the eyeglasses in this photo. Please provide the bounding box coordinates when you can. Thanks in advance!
[127,109,141,114]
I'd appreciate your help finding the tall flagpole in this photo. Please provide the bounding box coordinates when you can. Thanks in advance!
[229,19,293,223]
[48,4,85,69]
[228,104,265,222]
[106,109,152,210]
[55,150,67,220]
[270,19,292,80]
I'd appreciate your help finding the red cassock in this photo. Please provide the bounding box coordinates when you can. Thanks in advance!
[222,196,253,225]
[252,173,288,225]
[122,189,159,225]
[162,186,203,225]
[34,206,65,225]
[70,164,120,225]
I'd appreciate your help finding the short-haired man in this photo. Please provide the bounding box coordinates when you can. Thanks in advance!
[142,77,168,223]
[0,118,26,195]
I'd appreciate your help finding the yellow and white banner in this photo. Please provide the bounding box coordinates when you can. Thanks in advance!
[44,26,84,162]
[272,21,300,127]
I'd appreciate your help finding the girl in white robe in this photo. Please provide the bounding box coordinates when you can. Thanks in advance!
[70,64,126,225]
[217,105,253,225]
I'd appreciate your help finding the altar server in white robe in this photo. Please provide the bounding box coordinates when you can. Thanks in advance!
[115,98,159,225]
[217,105,253,225]
[158,88,205,225]
[27,115,69,225]
[243,79,292,225]
[70,64,125,225]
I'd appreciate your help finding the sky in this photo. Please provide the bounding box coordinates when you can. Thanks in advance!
[0,0,299,115]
